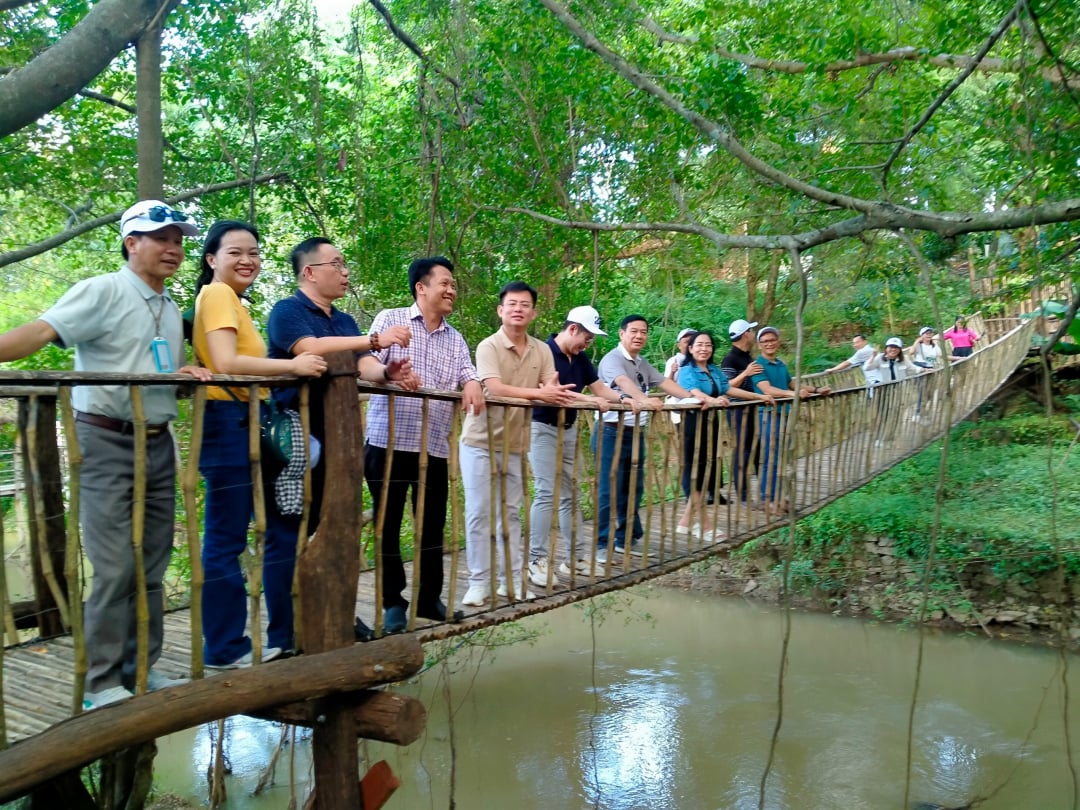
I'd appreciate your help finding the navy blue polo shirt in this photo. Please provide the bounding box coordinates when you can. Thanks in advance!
[532,334,599,427]
[267,290,365,433]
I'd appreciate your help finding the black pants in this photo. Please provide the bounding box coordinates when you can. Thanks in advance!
[727,406,756,503]
[364,443,448,610]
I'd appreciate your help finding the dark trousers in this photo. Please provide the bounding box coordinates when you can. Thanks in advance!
[596,424,646,549]
[364,443,448,610]
[681,410,721,499]
[727,406,756,503]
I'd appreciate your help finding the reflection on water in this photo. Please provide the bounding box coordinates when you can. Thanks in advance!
[155,586,1080,808]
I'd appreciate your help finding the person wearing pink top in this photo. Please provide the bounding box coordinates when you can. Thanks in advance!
[943,316,980,359]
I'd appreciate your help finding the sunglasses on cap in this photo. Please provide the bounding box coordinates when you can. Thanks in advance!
[123,205,190,227]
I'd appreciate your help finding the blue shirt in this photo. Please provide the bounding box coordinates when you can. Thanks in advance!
[677,361,731,397]
[532,334,600,427]
[267,289,366,435]
[751,355,792,393]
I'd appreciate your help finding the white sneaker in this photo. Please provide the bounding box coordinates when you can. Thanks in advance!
[206,647,282,670]
[529,558,560,587]
[496,583,536,600]
[563,558,600,576]
[83,685,134,710]
[146,668,190,691]
[461,584,490,606]
[675,524,691,536]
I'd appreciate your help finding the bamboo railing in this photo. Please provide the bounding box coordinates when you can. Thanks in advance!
[0,317,1037,778]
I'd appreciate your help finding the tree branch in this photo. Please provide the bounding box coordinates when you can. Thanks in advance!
[881,0,1025,188]
[0,0,182,138]
[367,0,461,90]
[537,0,1080,248]
[0,172,287,269]
[634,3,1078,87]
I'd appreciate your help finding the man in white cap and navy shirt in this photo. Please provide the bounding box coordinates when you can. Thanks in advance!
[720,318,767,504]
[528,306,623,587]
[0,200,211,709]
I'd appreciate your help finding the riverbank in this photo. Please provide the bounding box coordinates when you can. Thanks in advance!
[666,405,1080,646]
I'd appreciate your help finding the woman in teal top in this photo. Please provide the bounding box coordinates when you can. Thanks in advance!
[676,331,768,539]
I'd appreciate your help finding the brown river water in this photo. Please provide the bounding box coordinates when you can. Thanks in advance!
[154,585,1080,809]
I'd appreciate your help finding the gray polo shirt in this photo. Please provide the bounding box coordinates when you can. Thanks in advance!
[41,266,184,423]
[598,344,665,427]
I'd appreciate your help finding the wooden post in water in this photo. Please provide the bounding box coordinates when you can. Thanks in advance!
[296,352,365,809]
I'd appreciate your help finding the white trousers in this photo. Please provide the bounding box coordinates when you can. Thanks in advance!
[460,441,524,588]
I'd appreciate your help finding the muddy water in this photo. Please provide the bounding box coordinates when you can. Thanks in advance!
[154,586,1080,808]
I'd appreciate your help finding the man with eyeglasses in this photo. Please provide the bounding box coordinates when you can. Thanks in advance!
[267,237,419,640]
[0,199,213,709]
[364,256,486,632]
[527,306,622,589]
[750,326,830,514]
[595,314,695,560]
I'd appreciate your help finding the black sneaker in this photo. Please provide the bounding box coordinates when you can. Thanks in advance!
[354,617,375,642]
[383,605,408,634]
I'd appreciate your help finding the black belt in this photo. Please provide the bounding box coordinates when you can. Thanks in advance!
[75,411,168,437]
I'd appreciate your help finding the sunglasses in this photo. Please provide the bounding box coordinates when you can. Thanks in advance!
[124,205,189,227]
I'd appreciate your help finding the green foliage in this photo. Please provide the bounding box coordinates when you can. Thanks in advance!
[753,410,1080,595]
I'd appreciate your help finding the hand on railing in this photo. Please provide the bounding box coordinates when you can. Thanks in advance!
[291,352,328,377]
[179,365,214,381]
[462,379,486,415]
[534,373,578,406]
[385,358,421,391]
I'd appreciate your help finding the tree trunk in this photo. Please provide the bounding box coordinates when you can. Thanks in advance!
[135,19,164,200]
[0,0,181,139]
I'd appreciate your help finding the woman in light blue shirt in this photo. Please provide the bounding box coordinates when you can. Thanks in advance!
[676,331,768,539]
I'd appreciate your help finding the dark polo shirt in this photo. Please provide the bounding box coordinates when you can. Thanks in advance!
[532,334,599,427]
[720,344,755,392]
[267,289,366,440]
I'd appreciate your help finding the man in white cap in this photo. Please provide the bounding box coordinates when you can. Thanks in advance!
[527,306,623,589]
[0,200,211,708]
[720,318,765,504]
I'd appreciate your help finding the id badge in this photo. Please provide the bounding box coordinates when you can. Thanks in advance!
[150,336,174,373]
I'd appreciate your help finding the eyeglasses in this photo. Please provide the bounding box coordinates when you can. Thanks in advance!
[309,259,348,273]
[123,205,189,227]
[636,371,646,389]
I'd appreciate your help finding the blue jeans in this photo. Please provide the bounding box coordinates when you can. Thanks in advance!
[758,408,786,503]
[199,400,297,665]
[596,423,646,549]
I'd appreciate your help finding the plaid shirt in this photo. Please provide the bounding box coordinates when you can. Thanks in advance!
[365,303,478,458]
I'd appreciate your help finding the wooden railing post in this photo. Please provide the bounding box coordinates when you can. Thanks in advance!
[18,396,67,638]
[295,352,365,809]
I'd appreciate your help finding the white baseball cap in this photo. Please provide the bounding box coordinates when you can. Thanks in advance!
[885,336,904,348]
[756,326,779,341]
[728,319,758,340]
[565,305,607,336]
[120,200,199,239]
[918,326,934,336]
[677,328,695,342]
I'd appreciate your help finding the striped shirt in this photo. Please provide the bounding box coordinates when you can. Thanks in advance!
[365,303,479,458]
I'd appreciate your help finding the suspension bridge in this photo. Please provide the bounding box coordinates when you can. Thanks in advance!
[0,316,1042,805]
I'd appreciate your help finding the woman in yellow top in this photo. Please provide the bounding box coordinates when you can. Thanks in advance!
[193,220,326,669]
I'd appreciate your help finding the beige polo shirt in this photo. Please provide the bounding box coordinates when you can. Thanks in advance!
[461,328,556,454]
